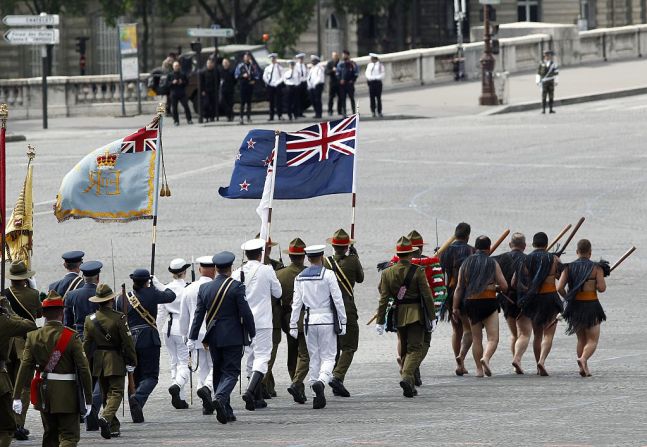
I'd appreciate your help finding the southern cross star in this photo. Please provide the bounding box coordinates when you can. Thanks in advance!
[239,180,251,191]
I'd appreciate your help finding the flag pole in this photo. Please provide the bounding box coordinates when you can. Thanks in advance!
[150,103,165,275]
[0,104,8,291]
[350,106,359,241]
[262,130,280,265]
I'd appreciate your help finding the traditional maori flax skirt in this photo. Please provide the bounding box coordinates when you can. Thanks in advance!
[499,291,521,319]
[465,298,499,324]
[522,292,563,327]
[563,299,606,335]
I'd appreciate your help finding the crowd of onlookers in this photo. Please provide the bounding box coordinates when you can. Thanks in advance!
[159,49,386,126]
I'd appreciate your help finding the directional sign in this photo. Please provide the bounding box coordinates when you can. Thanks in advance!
[3,28,59,45]
[187,28,234,38]
[2,14,60,26]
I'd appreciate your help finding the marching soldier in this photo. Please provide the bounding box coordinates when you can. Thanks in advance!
[257,235,284,399]
[180,256,217,415]
[158,258,191,410]
[536,49,559,114]
[290,244,346,409]
[307,55,325,118]
[189,252,256,424]
[514,232,563,376]
[84,284,137,439]
[0,296,36,447]
[233,238,282,411]
[12,292,93,447]
[376,236,435,398]
[277,238,310,404]
[440,222,475,376]
[49,251,85,296]
[263,53,285,121]
[3,260,41,441]
[453,236,508,377]
[323,229,363,397]
[117,269,175,423]
[62,260,102,430]
[365,53,385,117]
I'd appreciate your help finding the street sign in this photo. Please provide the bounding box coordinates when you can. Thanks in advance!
[479,0,500,3]
[187,28,234,38]
[3,28,59,45]
[2,14,60,26]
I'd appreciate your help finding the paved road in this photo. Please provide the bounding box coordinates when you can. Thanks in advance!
[5,95,647,446]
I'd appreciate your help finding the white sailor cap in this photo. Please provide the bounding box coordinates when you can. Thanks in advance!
[305,244,326,256]
[268,53,278,59]
[168,258,190,274]
[196,256,215,267]
[295,52,305,59]
[241,238,265,252]
[310,54,321,62]
[369,52,379,58]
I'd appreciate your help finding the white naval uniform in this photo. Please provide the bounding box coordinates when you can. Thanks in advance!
[365,61,385,81]
[233,260,282,377]
[283,69,299,87]
[294,61,308,85]
[179,275,214,393]
[157,278,190,399]
[290,266,346,387]
[263,63,285,87]
[307,63,325,90]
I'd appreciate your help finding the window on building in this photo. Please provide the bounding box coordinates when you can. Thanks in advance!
[517,0,540,22]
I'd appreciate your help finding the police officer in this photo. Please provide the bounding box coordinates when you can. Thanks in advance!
[12,292,93,447]
[376,236,435,398]
[294,52,308,118]
[233,238,282,411]
[63,260,102,430]
[83,284,137,439]
[537,50,559,114]
[49,251,85,296]
[307,55,325,118]
[180,256,216,415]
[0,296,36,447]
[323,229,364,397]
[290,244,346,410]
[189,252,256,424]
[283,61,300,121]
[3,260,41,440]
[118,269,175,423]
[365,53,385,117]
[278,238,310,404]
[263,53,284,121]
[158,258,191,410]
[234,52,260,124]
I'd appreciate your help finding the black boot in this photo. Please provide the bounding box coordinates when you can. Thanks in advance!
[85,409,100,431]
[254,380,268,409]
[242,371,263,411]
[400,380,415,398]
[329,377,350,397]
[14,426,28,441]
[196,386,214,415]
[169,384,189,409]
[98,417,111,439]
[312,381,326,409]
[212,398,228,425]
[287,383,307,404]
[414,368,422,387]
[128,396,144,423]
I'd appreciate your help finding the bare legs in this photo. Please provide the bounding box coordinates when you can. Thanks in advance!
[512,316,532,374]
[470,312,499,377]
[506,317,518,356]
[577,324,600,377]
[535,313,559,376]
[452,316,472,375]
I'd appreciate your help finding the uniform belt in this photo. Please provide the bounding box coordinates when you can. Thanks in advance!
[131,324,151,331]
[96,346,120,351]
[470,289,497,300]
[539,283,557,294]
[575,291,598,301]
[397,298,419,305]
[307,307,332,315]
[46,373,76,381]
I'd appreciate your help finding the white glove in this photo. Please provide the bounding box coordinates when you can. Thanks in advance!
[289,329,298,339]
[151,276,165,292]
[375,324,385,335]
[85,404,92,417]
[126,365,135,373]
[12,399,22,415]
[339,324,347,336]
[187,339,196,351]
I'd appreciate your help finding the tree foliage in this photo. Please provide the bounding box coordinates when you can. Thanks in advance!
[0,0,86,15]
[269,0,316,57]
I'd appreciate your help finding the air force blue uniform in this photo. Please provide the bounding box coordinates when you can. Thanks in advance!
[49,272,83,297]
[64,283,99,334]
[190,273,255,420]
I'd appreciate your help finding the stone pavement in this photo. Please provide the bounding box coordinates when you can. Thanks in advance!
[4,95,647,446]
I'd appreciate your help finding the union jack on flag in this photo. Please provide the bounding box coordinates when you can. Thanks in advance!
[120,116,159,153]
[285,114,357,167]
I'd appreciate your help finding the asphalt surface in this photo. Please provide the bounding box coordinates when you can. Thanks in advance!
[5,94,647,446]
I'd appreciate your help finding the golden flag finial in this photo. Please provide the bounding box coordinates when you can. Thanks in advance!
[156,102,166,116]
[27,144,35,161]
[0,103,7,127]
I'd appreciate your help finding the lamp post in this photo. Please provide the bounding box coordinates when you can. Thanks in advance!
[479,1,498,106]
[454,0,466,80]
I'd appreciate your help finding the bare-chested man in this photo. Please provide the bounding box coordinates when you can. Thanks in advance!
[440,223,475,376]
[557,239,607,377]
[513,232,563,376]
[453,236,507,377]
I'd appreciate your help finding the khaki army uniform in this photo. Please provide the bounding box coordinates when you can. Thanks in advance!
[0,306,36,447]
[83,307,137,435]
[13,321,93,447]
[325,254,364,382]
[377,260,434,387]
[3,285,41,430]
[262,257,284,398]
[277,263,308,383]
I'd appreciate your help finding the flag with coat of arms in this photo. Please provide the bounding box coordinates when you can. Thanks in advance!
[54,115,162,222]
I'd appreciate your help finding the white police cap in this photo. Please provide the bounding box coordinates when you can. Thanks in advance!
[241,238,265,251]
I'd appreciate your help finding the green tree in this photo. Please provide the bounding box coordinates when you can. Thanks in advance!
[0,0,87,15]
[99,0,189,71]
[269,0,316,57]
